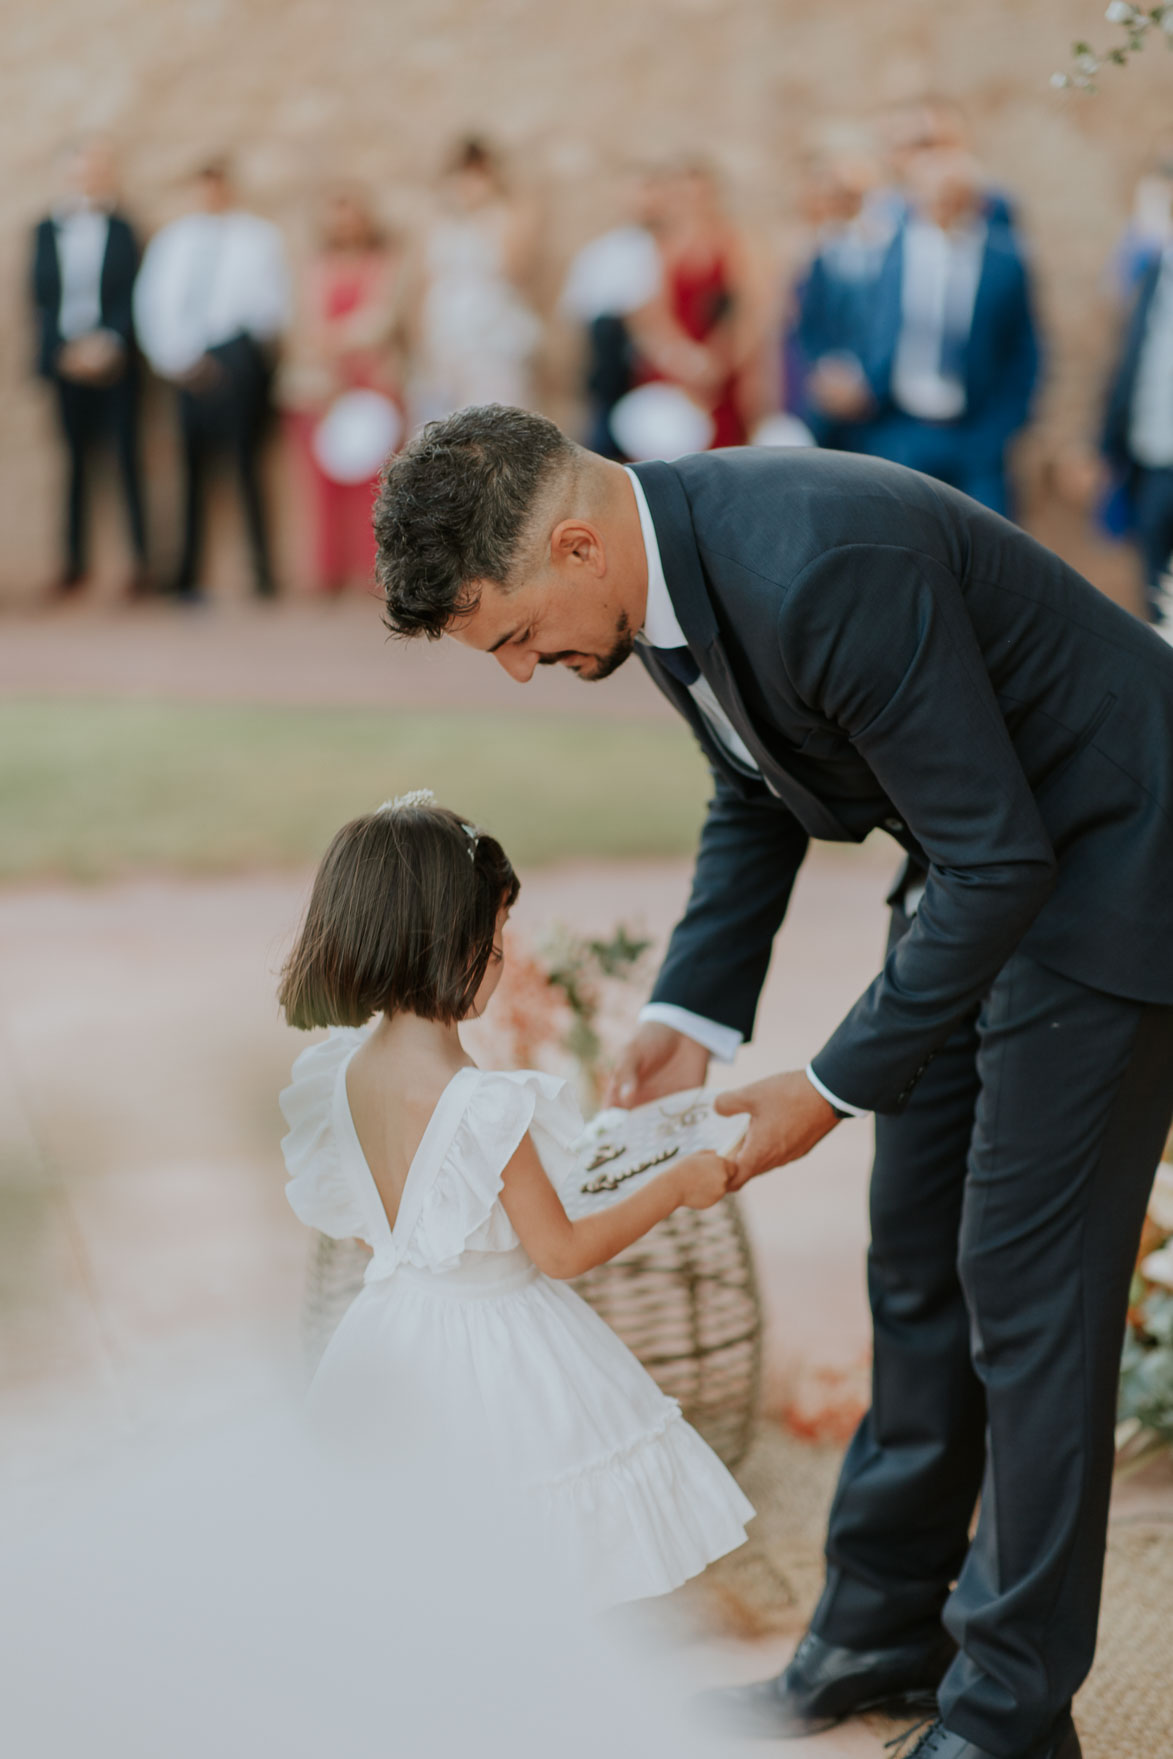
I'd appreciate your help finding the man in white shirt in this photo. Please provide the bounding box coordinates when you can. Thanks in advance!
[134,159,292,600]
[31,137,148,597]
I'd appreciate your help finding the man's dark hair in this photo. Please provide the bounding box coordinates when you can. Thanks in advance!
[277,803,519,1030]
[374,404,576,639]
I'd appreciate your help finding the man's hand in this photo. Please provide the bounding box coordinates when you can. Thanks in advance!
[715,1070,841,1189]
[809,357,874,422]
[606,1023,710,1109]
[173,353,227,394]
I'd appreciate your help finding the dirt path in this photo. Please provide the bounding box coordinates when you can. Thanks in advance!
[0,596,672,717]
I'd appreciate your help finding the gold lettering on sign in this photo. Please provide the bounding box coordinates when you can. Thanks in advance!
[581,1145,680,1195]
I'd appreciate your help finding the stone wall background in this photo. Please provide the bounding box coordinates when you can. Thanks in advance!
[1,0,1169,599]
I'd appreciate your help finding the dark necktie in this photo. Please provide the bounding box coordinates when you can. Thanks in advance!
[649,644,700,687]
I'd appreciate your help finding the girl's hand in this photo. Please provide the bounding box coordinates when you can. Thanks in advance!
[670,1150,734,1211]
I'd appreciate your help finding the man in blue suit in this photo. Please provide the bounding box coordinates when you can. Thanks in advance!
[374,405,1173,1759]
[854,150,1039,518]
[1102,245,1173,623]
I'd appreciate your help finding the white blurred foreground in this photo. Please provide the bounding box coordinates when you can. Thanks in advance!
[0,1407,720,1759]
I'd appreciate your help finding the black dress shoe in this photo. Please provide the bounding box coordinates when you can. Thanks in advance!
[888,1712,1082,1759]
[695,1626,955,1739]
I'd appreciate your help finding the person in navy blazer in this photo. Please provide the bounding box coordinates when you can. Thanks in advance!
[1101,249,1173,622]
[784,153,891,450]
[855,150,1039,518]
[374,406,1173,1759]
[31,138,147,596]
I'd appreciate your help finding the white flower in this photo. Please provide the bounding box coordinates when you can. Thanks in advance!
[1141,1244,1173,1290]
[1075,51,1101,75]
[1105,2,1136,24]
[1149,1165,1173,1233]
[1050,72,1071,88]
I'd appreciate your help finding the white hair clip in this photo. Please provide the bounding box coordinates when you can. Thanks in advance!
[461,822,480,860]
[377,789,437,814]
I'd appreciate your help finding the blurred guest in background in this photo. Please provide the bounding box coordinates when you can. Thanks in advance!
[282,183,402,595]
[31,136,148,599]
[134,158,291,601]
[411,137,541,422]
[1102,231,1173,624]
[787,148,888,449]
[559,166,667,457]
[1107,154,1173,302]
[875,95,1017,234]
[633,160,771,449]
[855,148,1039,516]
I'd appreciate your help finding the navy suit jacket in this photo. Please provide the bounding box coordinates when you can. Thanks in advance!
[31,212,140,380]
[791,248,884,446]
[633,448,1173,1114]
[1102,255,1162,472]
[863,223,1040,458]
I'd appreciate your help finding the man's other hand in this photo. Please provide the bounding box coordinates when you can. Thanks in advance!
[715,1070,841,1188]
[607,1023,710,1109]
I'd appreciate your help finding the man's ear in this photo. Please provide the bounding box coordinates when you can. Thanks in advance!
[549,518,605,577]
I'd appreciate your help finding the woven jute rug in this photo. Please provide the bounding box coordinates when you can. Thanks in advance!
[673,1425,1173,1759]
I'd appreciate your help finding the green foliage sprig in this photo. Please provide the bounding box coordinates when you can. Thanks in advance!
[539,924,651,1082]
[1053,5,1173,92]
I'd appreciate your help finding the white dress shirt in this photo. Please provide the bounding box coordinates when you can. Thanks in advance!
[627,468,759,775]
[625,468,866,1115]
[133,210,292,378]
[55,206,111,341]
[890,218,986,423]
[1129,249,1173,468]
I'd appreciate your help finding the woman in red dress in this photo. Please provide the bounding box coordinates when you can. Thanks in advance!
[284,186,402,594]
[635,162,772,449]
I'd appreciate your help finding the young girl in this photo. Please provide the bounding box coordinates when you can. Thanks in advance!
[277,791,753,1607]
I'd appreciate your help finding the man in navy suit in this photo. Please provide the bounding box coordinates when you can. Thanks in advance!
[31,137,147,597]
[854,150,1039,518]
[1102,245,1173,623]
[373,406,1173,1759]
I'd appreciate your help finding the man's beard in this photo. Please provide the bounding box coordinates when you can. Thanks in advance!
[537,612,636,682]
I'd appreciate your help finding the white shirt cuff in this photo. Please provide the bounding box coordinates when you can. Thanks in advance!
[638,1003,743,1064]
[805,1062,869,1117]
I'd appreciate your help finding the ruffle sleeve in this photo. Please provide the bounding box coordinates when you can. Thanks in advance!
[279,1028,371,1241]
[398,1070,585,1274]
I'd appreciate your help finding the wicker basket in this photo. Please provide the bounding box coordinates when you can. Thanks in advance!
[302,1195,763,1470]
[569,1198,762,1467]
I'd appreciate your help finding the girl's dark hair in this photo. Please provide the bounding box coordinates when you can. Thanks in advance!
[278,803,519,1030]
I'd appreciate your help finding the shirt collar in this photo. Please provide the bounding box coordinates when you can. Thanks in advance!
[53,202,111,227]
[625,466,686,648]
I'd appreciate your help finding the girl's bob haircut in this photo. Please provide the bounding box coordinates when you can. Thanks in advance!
[278,802,519,1030]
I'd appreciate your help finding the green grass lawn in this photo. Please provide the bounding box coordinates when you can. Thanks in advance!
[0,699,711,883]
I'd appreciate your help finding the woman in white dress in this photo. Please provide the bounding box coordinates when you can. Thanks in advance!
[277,791,753,1608]
[410,138,542,422]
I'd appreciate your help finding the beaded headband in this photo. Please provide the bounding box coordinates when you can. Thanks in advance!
[375,790,479,858]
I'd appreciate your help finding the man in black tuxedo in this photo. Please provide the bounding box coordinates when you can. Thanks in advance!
[373,407,1173,1759]
[31,137,148,597]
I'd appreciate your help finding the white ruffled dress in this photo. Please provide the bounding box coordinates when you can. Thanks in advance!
[279,1030,754,1608]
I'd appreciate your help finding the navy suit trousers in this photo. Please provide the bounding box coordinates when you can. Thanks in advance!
[812,910,1173,1754]
[856,411,1011,518]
